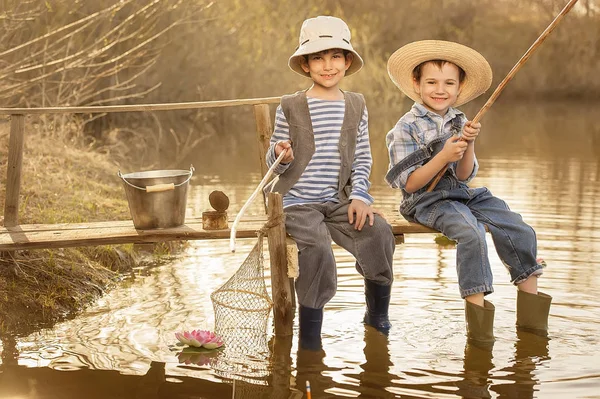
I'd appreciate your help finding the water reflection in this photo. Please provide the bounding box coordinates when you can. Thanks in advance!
[492,331,550,399]
[354,327,398,398]
[1,102,600,398]
[456,342,495,398]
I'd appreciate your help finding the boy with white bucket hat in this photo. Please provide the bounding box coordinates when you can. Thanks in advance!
[385,40,551,349]
[266,16,395,350]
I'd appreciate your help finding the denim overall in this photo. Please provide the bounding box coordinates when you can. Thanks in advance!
[386,123,544,298]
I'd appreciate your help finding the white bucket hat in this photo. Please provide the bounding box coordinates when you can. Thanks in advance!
[289,16,364,78]
[387,40,493,107]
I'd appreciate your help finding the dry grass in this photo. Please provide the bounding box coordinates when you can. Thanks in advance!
[3,120,132,224]
[0,248,124,334]
[0,117,155,336]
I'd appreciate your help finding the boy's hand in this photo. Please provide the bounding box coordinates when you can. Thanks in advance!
[441,135,468,162]
[275,140,294,163]
[461,121,481,142]
[348,199,378,231]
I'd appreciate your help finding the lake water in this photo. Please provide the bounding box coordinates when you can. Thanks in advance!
[1,101,599,398]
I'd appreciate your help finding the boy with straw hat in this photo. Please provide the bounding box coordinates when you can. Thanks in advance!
[385,40,551,348]
[266,16,395,350]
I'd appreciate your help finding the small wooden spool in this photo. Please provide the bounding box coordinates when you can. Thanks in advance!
[202,210,228,230]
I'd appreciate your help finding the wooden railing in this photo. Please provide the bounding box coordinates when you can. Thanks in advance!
[0,97,281,228]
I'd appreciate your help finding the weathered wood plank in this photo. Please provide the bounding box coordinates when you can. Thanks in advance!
[0,217,434,234]
[0,219,266,251]
[0,97,282,115]
[0,217,436,251]
[0,216,268,232]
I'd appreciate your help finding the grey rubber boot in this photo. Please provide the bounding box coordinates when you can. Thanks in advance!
[516,290,552,336]
[465,300,495,350]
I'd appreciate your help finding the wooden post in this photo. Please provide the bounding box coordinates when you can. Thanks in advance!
[4,114,25,227]
[254,104,273,213]
[253,104,272,179]
[267,192,294,336]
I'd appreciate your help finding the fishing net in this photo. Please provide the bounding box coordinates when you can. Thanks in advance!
[211,234,273,343]
[210,234,273,386]
[208,151,291,392]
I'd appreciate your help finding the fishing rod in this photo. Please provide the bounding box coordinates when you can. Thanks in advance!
[426,0,579,192]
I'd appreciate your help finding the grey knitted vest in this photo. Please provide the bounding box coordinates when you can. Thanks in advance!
[273,90,366,202]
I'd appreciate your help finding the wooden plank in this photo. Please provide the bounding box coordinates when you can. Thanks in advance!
[0,219,267,251]
[0,215,267,232]
[266,192,294,337]
[391,220,438,234]
[0,217,434,235]
[3,114,25,227]
[0,217,436,251]
[0,97,282,115]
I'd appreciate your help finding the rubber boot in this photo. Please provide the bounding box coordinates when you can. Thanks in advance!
[465,300,495,350]
[363,280,392,333]
[299,305,323,351]
[516,290,552,336]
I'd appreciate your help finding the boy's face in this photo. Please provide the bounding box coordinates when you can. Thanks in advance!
[413,61,462,116]
[301,49,353,91]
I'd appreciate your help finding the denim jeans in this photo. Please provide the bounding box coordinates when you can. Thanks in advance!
[402,176,544,298]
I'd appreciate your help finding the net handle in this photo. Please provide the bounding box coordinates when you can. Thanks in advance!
[230,149,287,252]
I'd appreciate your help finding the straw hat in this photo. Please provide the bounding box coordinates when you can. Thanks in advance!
[387,40,492,107]
[289,16,363,77]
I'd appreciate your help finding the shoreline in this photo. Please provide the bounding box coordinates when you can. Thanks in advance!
[0,122,151,336]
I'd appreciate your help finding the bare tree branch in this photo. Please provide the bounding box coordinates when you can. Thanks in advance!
[0,0,134,57]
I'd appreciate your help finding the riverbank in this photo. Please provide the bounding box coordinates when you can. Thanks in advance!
[0,119,142,335]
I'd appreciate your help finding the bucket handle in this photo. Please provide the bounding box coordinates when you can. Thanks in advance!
[118,165,195,192]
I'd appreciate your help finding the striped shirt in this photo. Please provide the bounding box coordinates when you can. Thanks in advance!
[267,97,373,208]
[386,102,478,190]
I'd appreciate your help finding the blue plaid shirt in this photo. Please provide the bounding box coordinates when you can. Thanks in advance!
[385,102,478,190]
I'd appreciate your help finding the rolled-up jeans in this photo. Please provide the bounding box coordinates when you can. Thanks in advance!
[402,177,543,298]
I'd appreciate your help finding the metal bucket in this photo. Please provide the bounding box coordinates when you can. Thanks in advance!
[118,166,194,229]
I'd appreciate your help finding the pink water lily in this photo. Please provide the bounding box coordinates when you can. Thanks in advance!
[175,330,224,349]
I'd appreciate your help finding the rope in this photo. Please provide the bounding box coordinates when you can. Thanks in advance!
[257,214,286,238]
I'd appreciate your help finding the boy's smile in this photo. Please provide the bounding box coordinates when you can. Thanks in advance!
[413,62,462,116]
[301,49,353,96]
